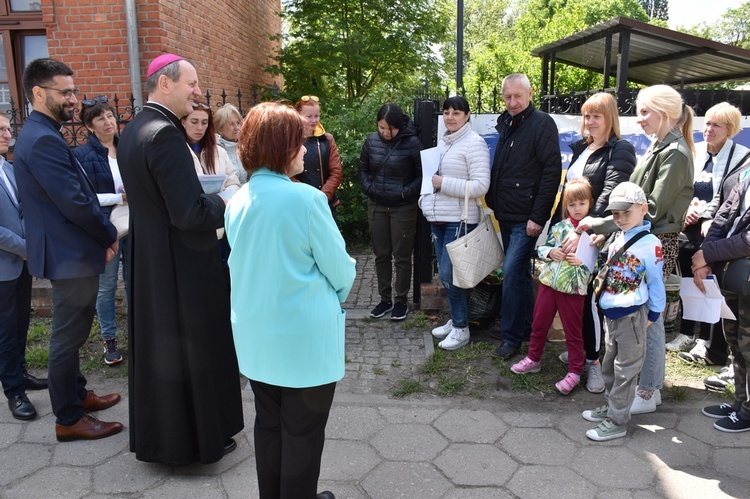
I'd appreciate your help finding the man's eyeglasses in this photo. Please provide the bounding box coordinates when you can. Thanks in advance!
[192,102,210,110]
[81,95,109,107]
[37,86,79,100]
[300,95,319,102]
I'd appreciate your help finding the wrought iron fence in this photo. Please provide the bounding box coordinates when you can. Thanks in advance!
[5,84,279,149]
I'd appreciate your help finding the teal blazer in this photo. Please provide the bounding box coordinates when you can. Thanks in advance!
[225,168,356,388]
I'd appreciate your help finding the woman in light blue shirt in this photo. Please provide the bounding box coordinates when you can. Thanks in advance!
[225,102,356,499]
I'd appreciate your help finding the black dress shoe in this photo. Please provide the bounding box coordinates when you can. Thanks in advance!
[23,370,48,390]
[493,342,519,360]
[317,492,335,499]
[8,394,37,420]
[223,438,237,455]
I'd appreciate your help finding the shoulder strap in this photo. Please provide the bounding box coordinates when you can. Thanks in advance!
[605,230,649,265]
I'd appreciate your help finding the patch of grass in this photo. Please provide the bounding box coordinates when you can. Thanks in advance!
[391,378,424,397]
[26,318,51,342]
[666,385,689,402]
[391,360,401,367]
[25,344,49,368]
[665,352,718,382]
[403,312,428,329]
[373,366,385,375]
[436,374,466,396]
[361,316,378,324]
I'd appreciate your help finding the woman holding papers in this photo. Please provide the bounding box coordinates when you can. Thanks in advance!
[691,176,750,433]
[559,92,636,393]
[419,96,490,351]
[182,102,241,196]
[359,103,423,321]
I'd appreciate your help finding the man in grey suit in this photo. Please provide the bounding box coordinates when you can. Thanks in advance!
[0,113,47,420]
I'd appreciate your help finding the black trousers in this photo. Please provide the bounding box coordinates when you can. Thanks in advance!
[49,276,98,425]
[250,379,336,499]
[0,263,32,398]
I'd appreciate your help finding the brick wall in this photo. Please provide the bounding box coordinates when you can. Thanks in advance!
[42,0,281,105]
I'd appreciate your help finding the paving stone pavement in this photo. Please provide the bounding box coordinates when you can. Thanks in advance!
[4,254,748,498]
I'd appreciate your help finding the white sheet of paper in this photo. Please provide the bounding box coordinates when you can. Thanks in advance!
[420,147,440,195]
[679,277,736,323]
[575,232,599,272]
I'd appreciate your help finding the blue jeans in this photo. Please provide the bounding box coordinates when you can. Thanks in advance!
[499,222,536,347]
[97,235,128,340]
[638,315,665,391]
[432,222,476,328]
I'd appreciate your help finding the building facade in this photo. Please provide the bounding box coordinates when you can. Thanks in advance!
[0,0,281,116]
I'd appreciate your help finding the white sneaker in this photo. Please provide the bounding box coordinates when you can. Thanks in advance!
[704,364,735,392]
[431,320,452,339]
[558,351,569,364]
[631,389,658,414]
[438,326,470,350]
[665,334,695,352]
[688,339,707,358]
[584,360,605,393]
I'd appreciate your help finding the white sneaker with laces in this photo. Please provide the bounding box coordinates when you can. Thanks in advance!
[438,326,470,350]
[431,320,452,339]
[631,388,658,414]
[584,360,605,393]
[704,364,735,392]
[665,333,695,352]
[558,351,569,364]
[688,339,708,358]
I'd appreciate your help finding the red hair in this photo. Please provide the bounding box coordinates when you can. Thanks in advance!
[238,102,305,175]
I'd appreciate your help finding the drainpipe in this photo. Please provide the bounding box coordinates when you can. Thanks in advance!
[125,0,143,111]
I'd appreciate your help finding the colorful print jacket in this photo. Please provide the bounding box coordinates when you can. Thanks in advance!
[537,218,594,295]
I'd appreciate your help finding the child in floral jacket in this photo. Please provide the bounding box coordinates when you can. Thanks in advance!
[510,178,595,394]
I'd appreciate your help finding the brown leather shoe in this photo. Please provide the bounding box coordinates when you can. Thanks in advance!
[55,414,124,442]
[82,390,121,412]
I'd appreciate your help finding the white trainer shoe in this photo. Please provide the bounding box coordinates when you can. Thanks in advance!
[431,320,452,339]
[438,326,470,350]
[584,360,605,393]
[631,389,659,414]
[665,333,695,352]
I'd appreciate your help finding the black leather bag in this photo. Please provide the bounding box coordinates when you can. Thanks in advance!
[713,257,750,296]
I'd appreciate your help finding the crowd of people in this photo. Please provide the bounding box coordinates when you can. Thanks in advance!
[1,55,749,498]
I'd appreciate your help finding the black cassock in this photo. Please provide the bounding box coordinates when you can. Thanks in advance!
[119,103,243,466]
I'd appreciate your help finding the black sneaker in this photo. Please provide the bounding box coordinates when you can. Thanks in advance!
[369,301,393,318]
[103,338,123,365]
[391,302,408,321]
[714,412,750,433]
[492,342,519,359]
[702,402,738,419]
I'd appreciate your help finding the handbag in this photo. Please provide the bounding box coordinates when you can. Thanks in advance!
[446,181,504,289]
[592,230,649,299]
[109,203,129,239]
[713,257,750,296]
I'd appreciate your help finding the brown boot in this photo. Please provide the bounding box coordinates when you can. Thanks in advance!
[55,414,123,442]
[82,390,121,411]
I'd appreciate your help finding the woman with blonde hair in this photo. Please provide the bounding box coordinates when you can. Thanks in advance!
[578,84,695,415]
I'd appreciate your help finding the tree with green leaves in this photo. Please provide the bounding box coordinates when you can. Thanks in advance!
[638,0,668,21]
[268,0,450,103]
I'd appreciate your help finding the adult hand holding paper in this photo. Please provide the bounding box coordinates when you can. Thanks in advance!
[420,147,440,195]
[679,277,736,323]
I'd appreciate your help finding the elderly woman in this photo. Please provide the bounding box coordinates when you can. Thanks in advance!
[669,102,750,368]
[214,103,246,184]
[225,102,356,499]
[73,96,127,366]
[294,95,343,215]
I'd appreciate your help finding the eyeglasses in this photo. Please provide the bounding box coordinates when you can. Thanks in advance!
[38,86,79,100]
[300,95,319,102]
[192,102,210,110]
[81,95,109,107]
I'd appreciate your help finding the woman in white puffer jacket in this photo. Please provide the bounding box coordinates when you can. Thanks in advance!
[419,95,491,350]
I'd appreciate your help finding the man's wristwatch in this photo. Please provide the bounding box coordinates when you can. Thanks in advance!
[574,228,584,235]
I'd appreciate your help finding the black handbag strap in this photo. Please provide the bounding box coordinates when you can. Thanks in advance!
[604,230,650,266]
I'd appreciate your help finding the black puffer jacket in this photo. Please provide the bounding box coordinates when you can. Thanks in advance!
[568,135,636,217]
[702,176,750,266]
[358,124,422,207]
[486,103,561,226]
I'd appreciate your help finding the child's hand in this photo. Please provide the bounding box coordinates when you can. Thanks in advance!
[647,321,653,328]
[548,248,565,261]
[565,253,582,266]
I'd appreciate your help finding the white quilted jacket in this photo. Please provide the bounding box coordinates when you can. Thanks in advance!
[419,122,491,223]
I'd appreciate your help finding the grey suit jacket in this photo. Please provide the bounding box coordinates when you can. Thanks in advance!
[0,158,26,281]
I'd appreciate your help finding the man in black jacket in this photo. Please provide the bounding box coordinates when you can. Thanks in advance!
[486,73,562,359]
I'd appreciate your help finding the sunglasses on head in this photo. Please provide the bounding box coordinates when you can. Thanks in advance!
[300,95,319,102]
[81,95,108,107]
[192,102,210,110]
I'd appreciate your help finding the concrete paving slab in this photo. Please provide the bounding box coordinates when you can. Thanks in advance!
[506,465,597,499]
[4,466,90,498]
[499,427,579,465]
[0,443,51,487]
[434,443,517,486]
[141,475,227,498]
[370,424,448,461]
[441,487,514,498]
[320,440,381,481]
[91,453,168,494]
[571,446,657,489]
[361,461,451,499]
[433,408,507,443]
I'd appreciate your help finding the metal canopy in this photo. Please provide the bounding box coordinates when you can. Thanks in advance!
[532,16,750,92]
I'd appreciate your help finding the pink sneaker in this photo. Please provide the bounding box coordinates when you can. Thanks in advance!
[511,356,541,374]
[555,372,581,395]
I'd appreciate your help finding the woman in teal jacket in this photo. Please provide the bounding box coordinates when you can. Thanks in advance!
[224,102,356,499]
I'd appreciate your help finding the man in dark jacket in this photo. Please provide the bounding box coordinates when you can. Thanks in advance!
[486,73,562,359]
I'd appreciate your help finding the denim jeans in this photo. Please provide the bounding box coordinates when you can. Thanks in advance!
[432,222,476,328]
[638,315,665,391]
[97,235,128,340]
[499,221,536,347]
